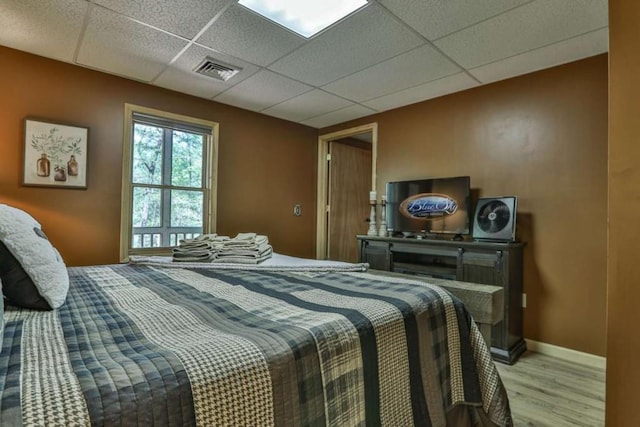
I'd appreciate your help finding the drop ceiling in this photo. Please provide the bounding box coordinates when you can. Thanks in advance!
[0,0,608,128]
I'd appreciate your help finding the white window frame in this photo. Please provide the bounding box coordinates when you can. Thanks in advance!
[120,103,219,262]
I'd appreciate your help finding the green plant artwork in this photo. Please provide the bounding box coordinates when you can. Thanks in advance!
[24,119,88,188]
[30,127,83,169]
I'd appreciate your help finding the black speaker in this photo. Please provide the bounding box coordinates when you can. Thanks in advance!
[472,196,517,242]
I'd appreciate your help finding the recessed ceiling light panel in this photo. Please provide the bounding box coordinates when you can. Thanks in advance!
[238,0,368,38]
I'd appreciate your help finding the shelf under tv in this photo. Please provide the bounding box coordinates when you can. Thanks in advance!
[392,262,457,280]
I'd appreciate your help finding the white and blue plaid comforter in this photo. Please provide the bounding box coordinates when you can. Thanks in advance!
[0,264,512,426]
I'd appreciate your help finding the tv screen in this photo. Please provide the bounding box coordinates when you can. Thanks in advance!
[386,176,471,236]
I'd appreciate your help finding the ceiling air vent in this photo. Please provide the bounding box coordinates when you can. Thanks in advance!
[194,57,241,81]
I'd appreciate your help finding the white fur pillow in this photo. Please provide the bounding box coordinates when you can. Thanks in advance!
[0,204,68,309]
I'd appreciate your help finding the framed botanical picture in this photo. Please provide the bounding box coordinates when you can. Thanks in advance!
[23,118,89,189]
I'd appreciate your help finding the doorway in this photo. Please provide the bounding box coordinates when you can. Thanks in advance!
[316,123,378,261]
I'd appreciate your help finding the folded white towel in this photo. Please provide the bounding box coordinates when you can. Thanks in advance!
[212,248,273,264]
[223,235,268,248]
[234,232,256,241]
[178,234,228,245]
[215,245,272,259]
[172,248,212,255]
[173,242,215,251]
[221,240,270,250]
[172,251,214,262]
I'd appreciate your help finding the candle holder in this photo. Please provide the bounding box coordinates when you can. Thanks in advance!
[367,199,377,236]
[378,197,387,237]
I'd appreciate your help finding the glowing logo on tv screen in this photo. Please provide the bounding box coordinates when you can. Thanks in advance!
[399,193,458,220]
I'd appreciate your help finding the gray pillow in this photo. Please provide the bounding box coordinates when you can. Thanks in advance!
[0,278,4,350]
[0,241,52,309]
[0,204,68,309]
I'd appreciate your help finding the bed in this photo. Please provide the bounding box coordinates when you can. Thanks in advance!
[0,205,512,426]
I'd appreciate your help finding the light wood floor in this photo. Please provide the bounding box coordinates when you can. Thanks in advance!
[495,351,605,426]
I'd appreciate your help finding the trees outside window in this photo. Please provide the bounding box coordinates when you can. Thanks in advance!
[120,105,218,260]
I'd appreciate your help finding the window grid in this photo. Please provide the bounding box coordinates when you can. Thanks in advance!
[121,104,218,261]
[131,126,206,249]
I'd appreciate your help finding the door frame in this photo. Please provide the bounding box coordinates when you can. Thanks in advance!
[316,123,378,259]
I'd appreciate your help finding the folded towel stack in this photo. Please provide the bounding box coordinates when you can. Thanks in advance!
[212,232,273,264]
[172,232,273,264]
[172,234,229,262]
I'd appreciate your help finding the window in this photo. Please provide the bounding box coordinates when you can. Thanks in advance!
[120,104,218,261]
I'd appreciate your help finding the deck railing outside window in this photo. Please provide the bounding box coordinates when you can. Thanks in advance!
[132,226,201,248]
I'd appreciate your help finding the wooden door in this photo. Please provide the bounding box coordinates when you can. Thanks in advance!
[327,141,372,262]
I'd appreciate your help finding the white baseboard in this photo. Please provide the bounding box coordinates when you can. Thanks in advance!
[525,339,606,370]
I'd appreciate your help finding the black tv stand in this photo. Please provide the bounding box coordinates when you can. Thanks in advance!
[357,235,526,364]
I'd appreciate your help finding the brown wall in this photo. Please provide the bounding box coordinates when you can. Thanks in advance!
[607,0,640,424]
[0,46,318,266]
[322,55,608,356]
[0,45,610,359]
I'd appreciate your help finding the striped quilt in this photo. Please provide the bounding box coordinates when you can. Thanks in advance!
[0,264,512,426]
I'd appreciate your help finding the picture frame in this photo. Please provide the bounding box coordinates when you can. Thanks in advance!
[23,118,89,189]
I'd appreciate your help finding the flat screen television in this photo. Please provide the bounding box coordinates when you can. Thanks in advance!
[386,176,471,237]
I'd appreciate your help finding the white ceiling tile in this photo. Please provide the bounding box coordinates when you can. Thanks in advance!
[323,44,461,102]
[469,28,608,84]
[154,67,226,99]
[0,0,610,127]
[213,70,312,112]
[379,0,530,40]
[269,4,424,86]
[262,90,352,122]
[301,104,377,128]
[196,4,304,66]
[433,0,608,68]
[154,45,259,99]
[0,0,88,62]
[363,72,479,112]
[92,0,232,39]
[77,6,188,82]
